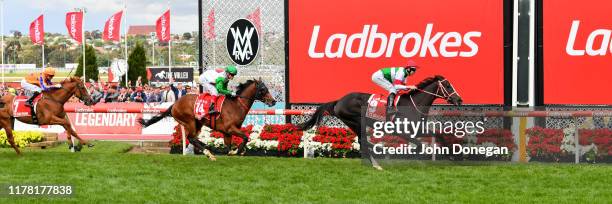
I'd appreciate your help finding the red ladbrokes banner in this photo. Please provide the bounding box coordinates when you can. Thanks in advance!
[156,10,171,42]
[103,11,123,42]
[544,0,612,104]
[289,0,503,104]
[64,103,143,134]
[65,12,83,43]
[29,15,44,45]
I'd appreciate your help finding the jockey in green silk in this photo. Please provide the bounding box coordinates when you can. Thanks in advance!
[371,60,419,114]
[199,65,238,114]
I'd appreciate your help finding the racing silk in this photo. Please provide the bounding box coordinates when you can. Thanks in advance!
[215,77,232,95]
[381,67,408,85]
[25,72,54,91]
[202,68,232,95]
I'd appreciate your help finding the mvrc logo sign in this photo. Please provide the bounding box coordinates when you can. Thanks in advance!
[226,18,259,65]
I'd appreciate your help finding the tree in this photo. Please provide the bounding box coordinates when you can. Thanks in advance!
[5,38,21,64]
[75,45,99,81]
[123,43,148,87]
[182,32,192,40]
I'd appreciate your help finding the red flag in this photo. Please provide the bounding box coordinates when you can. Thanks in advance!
[108,67,114,82]
[103,11,123,41]
[246,8,261,33]
[156,10,171,42]
[146,68,152,80]
[205,9,215,40]
[65,11,83,43]
[29,15,44,45]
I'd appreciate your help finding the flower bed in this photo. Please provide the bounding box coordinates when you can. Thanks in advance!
[0,130,44,148]
[579,128,612,162]
[526,127,568,162]
[199,124,360,157]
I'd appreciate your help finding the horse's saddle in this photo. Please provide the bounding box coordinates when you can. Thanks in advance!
[365,92,407,121]
[12,95,42,117]
[194,93,225,120]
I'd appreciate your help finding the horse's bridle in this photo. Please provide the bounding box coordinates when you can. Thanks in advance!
[409,79,460,115]
[237,81,271,110]
[59,80,92,105]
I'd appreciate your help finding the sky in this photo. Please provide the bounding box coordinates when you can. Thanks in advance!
[1,0,198,35]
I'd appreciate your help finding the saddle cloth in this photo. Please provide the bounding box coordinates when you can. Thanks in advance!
[194,94,225,120]
[12,95,42,117]
[365,92,405,121]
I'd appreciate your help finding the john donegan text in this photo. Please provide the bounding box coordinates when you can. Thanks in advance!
[373,143,508,157]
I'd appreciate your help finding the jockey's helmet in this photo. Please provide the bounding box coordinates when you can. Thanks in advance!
[43,67,56,76]
[405,60,418,74]
[226,65,238,76]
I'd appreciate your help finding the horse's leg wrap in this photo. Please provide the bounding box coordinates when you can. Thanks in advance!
[386,93,397,121]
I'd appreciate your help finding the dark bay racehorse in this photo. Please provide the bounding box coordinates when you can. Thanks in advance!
[138,79,276,160]
[0,77,95,154]
[299,75,463,170]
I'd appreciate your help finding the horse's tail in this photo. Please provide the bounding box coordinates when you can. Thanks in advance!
[138,105,173,128]
[298,101,337,131]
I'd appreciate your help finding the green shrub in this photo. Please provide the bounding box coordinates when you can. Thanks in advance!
[0,131,45,148]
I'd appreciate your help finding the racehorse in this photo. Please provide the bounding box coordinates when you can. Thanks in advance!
[299,75,463,170]
[138,79,277,160]
[0,77,95,154]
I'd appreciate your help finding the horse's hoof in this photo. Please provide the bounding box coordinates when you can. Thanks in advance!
[209,156,217,161]
[228,150,238,156]
[373,165,384,171]
[87,144,95,148]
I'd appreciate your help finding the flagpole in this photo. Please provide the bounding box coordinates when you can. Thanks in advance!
[124,1,128,86]
[41,10,45,70]
[82,8,86,83]
[168,1,172,83]
[1,0,4,85]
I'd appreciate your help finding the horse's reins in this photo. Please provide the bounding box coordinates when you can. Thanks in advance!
[236,82,271,111]
[409,79,459,115]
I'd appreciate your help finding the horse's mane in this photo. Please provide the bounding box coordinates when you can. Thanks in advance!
[407,75,445,95]
[235,79,257,96]
[61,76,82,84]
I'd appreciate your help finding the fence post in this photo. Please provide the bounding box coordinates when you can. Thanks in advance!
[574,117,579,164]
[181,125,187,156]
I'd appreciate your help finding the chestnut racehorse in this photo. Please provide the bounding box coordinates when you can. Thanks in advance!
[138,79,276,160]
[0,77,95,154]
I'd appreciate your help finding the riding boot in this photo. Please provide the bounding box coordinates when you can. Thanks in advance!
[208,96,219,115]
[25,91,41,107]
[386,93,397,121]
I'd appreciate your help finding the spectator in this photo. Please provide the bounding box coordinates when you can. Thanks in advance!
[131,87,147,102]
[117,87,130,102]
[104,86,120,103]
[168,78,187,99]
[90,86,104,103]
[185,85,195,94]
[161,84,176,102]
[147,87,162,103]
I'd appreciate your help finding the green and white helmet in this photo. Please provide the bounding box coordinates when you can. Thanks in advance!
[226,65,238,75]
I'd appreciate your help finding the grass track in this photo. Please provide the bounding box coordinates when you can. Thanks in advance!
[1,141,611,203]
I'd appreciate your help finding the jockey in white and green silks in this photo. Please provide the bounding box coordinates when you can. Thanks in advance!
[371,60,419,112]
[199,65,238,114]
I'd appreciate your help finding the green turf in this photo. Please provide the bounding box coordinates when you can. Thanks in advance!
[1,141,611,203]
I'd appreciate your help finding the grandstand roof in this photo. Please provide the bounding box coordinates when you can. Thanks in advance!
[127,25,156,37]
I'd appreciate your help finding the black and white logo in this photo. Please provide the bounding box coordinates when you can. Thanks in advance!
[226,19,259,66]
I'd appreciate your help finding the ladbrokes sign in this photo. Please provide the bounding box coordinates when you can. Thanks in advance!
[289,0,504,104]
[544,0,612,104]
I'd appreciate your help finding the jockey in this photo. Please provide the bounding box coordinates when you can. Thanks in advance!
[198,65,238,114]
[371,60,419,113]
[21,67,60,107]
